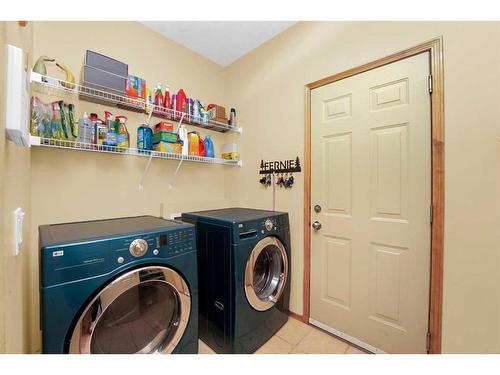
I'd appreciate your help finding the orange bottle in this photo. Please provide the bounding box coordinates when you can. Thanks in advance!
[188,132,199,155]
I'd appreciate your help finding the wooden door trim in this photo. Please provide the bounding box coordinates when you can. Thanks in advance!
[303,37,444,353]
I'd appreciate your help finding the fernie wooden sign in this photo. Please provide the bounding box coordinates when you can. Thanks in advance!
[259,157,301,174]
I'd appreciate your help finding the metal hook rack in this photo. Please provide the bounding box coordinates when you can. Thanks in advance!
[259,156,301,174]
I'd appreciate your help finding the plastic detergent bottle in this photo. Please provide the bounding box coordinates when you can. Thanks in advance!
[77,112,92,144]
[137,123,153,150]
[115,115,130,148]
[178,124,189,156]
[154,83,163,108]
[104,111,117,146]
[198,136,206,157]
[204,135,214,158]
[163,86,171,109]
[188,132,199,156]
[176,88,186,113]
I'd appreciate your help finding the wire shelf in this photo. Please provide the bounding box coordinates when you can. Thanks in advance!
[30,135,242,167]
[30,71,243,134]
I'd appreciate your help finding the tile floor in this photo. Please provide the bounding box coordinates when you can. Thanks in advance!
[198,316,368,354]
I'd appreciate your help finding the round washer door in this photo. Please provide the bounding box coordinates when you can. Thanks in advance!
[244,236,288,311]
[69,266,191,354]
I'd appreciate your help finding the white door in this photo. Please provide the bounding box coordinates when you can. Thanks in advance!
[310,52,431,353]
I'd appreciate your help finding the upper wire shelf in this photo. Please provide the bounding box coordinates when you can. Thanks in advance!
[30,71,243,134]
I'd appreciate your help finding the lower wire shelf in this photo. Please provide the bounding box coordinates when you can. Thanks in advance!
[29,135,242,167]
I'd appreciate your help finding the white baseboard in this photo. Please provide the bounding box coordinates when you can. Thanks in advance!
[309,318,386,354]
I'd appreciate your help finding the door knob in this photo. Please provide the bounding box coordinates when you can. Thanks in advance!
[312,221,322,230]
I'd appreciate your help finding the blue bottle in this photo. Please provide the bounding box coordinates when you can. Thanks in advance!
[204,135,214,158]
[137,123,153,151]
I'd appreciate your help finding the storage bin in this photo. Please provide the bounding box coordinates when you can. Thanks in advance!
[85,50,128,78]
[82,64,126,96]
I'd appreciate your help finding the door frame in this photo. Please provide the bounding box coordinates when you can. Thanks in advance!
[302,37,444,353]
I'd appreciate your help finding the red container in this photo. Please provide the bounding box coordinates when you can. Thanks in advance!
[198,136,206,157]
[176,88,187,113]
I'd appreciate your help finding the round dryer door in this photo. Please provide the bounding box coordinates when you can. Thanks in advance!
[244,237,288,311]
[69,266,191,354]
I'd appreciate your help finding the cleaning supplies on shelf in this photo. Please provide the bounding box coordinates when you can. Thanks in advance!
[154,83,164,108]
[146,88,153,105]
[163,86,171,110]
[94,119,107,145]
[178,124,188,156]
[153,130,178,144]
[229,108,237,127]
[30,97,53,137]
[188,132,199,156]
[204,135,214,158]
[222,143,239,160]
[33,97,77,140]
[56,100,70,139]
[77,112,93,144]
[192,99,201,123]
[154,121,174,133]
[137,123,153,151]
[115,115,130,149]
[198,136,206,157]
[171,95,177,114]
[67,104,77,138]
[176,88,186,113]
[126,75,146,99]
[154,141,182,154]
[207,104,227,124]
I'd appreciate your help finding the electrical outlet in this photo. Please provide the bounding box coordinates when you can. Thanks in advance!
[170,212,182,221]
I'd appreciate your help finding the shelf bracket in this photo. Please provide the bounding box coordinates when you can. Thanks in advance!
[168,156,185,190]
[145,104,154,126]
[175,112,185,133]
[139,152,154,191]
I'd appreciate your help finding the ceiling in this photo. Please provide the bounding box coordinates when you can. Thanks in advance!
[141,21,297,67]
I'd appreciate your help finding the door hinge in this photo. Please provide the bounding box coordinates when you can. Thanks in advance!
[426,332,431,353]
[430,204,433,224]
[428,75,433,94]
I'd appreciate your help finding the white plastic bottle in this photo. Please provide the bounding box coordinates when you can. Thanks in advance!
[178,124,188,156]
[78,112,92,144]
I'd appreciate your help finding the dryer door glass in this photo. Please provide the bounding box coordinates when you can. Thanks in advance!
[69,266,191,354]
[245,237,288,311]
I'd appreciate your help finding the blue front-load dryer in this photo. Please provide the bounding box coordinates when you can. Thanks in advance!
[39,215,198,354]
[182,208,291,354]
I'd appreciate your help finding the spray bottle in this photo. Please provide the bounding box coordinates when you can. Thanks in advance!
[178,124,188,156]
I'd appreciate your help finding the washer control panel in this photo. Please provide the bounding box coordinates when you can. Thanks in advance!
[265,219,274,231]
[129,238,148,257]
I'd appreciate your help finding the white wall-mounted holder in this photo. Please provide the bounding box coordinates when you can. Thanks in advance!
[4,44,30,147]
[13,207,25,256]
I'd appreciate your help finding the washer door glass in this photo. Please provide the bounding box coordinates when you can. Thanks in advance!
[91,280,179,354]
[69,266,191,354]
[245,237,288,311]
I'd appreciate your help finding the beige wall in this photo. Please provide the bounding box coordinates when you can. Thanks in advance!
[28,21,233,353]
[225,21,500,353]
[0,21,33,353]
